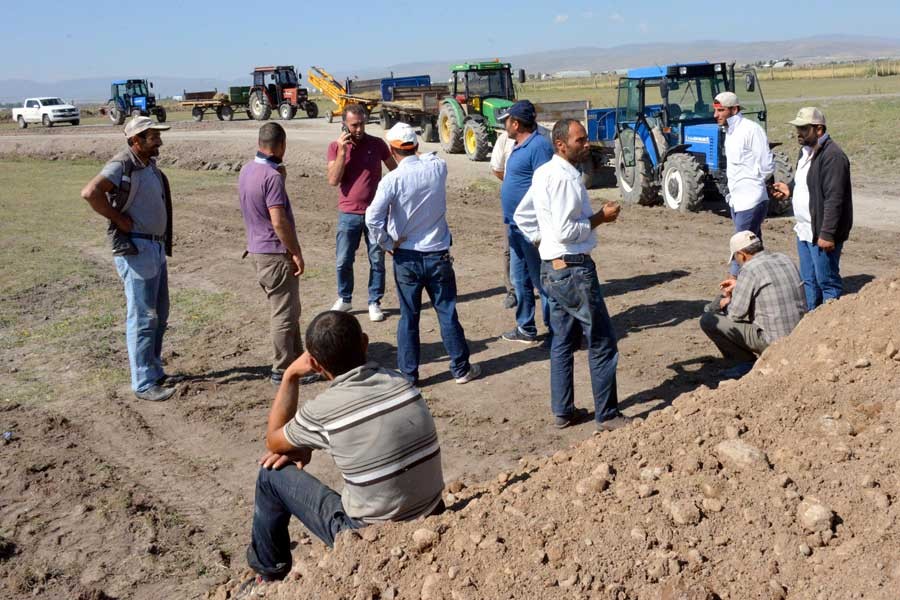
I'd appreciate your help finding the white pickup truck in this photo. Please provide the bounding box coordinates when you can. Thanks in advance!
[12,97,80,128]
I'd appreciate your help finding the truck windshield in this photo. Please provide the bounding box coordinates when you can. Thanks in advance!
[665,75,726,121]
[466,70,511,99]
[41,98,63,106]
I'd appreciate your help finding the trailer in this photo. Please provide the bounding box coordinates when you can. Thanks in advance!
[180,86,251,122]
[379,80,449,142]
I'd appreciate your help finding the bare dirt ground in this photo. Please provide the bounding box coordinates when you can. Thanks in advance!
[1,118,898,599]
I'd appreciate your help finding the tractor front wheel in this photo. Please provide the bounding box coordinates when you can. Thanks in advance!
[279,103,296,120]
[438,104,463,154]
[767,151,795,216]
[661,153,705,212]
[156,107,167,123]
[192,107,204,122]
[463,119,491,161]
[249,91,272,121]
[614,135,659,206]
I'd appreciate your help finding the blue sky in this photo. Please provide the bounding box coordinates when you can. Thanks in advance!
[2,0,897,80]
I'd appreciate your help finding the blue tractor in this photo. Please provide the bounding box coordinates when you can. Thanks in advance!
[610,62,793,214]
[107,79,167,126]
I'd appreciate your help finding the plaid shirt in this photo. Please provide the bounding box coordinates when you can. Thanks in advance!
[729,251,806,343]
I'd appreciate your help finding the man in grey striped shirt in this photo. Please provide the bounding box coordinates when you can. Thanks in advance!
[700,231,805,377]
[244,311,444,584]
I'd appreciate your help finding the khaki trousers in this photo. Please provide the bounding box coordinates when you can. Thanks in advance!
[253,253,302,373]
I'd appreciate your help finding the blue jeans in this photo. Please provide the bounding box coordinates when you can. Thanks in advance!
[541,258,619,422]
[336,212,385,305]
[246,465,363,579]
[113,238,169,393]
[508,224,550,338]
[393,249,471,382]
[729,201,768,276]
[797,238,843,310]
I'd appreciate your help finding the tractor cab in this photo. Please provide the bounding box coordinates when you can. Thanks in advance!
[249,66,316,121]
[107,78,165,125]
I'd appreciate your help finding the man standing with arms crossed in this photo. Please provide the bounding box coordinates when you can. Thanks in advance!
[515,119,631,432]
[366,123,481,386]
[771,107,852,310]
[713,91,775,279]
[327,104,397,322]
[238,123,307,386]
[498,100,554,346]
[80,116,176,402]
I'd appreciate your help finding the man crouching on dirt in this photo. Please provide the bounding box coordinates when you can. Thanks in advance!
[240,310,445,594]
[80,116,176,402]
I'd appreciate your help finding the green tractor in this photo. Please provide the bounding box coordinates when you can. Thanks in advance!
[438,61,525,161]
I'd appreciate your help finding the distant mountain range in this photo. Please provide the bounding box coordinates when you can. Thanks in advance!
[2,35,898,104]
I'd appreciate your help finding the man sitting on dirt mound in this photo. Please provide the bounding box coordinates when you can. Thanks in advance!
[701,231,806,378]
[241,310,445,593]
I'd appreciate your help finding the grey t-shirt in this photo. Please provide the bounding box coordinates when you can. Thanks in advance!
[100,159,167,236]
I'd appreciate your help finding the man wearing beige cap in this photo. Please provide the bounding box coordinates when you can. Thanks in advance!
[366,123,481,385]
[713,91,775,278]
[772,107,852,310]
[80,116,176,401]
[700,231,805,378]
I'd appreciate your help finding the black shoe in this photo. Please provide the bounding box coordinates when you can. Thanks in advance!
[134,385,176,402]
[503,291,517,309]
[595,413,634,433]
[554,407,588,429]
[501,328,537,344]
[299,373,323,385]
[270,371,283,386]
[539,336,553,350]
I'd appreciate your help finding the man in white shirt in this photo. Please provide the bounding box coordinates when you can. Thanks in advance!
[366,123,481,386]
[514,119,632,433]
[714,91,775,278]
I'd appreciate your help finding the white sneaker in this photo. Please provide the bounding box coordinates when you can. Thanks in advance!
[368,303,385,322]
[331,298,352,312]
[455,363,482,384]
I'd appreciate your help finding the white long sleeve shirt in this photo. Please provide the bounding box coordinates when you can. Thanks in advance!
[723,113,775,212]
[514,154,596,261]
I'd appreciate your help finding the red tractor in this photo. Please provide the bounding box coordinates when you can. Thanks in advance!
[248,66,319,121]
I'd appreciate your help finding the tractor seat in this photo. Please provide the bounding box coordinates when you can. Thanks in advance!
[668,105,683,121]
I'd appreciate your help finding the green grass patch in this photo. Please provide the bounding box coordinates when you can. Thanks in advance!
[170,289,234,336]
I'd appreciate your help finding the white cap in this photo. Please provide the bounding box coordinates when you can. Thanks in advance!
[788,107,826,127]
[124,116,170,138]
[729,230,760,262]
[385,122,418,149]
[714,91,739,108]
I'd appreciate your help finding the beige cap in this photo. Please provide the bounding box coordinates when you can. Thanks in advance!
[714,91,739,108]
[385,122,418,149]
[729,230,760,262]
[789,107,826,127]
[124,116,170,138]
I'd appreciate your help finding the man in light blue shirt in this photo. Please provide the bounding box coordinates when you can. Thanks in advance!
[366,123,481,386]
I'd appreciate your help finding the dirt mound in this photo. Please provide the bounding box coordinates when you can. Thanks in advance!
[211,274,900,600]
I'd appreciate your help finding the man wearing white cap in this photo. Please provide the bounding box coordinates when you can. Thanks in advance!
[772,107,852,310]
[366,123,481,385]
[80,116,176,401]
[713,91,775,278]
[700,231,805,378]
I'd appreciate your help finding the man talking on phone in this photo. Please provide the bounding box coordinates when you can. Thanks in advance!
[327,104,397,322]
[515,119,631,433]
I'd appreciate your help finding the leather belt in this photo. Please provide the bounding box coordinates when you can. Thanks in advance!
[548,253,590,270]
[130,232,166,243]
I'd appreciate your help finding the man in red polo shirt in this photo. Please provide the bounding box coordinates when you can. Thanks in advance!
[326,104,397,322]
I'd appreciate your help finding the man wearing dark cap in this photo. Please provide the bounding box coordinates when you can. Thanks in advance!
[497,100,555,346]
[772,107,852,310]
[80,116,176,401]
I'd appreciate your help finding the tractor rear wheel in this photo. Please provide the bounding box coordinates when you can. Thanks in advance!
[220,105,234,121]
[249,90,271,121]
[661,153,705,212]
[767,151,795,216]
[438,103,464,154]
[305,102,318,119]
[156,107,167,123]
[614,135,659,206]
[192,107,204,122]
[279,103,296,120]
[463,119,491,161]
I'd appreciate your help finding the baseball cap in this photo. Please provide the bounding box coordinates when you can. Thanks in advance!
[729,230,759,262]
[497,100,537,124]
[788,107,826,127]
[713,92,739,108]
[124,116,170,138]
[385,122,418,149]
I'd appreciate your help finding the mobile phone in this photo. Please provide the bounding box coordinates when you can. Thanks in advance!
[341,124,350,135]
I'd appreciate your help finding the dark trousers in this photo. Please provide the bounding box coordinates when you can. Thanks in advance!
[541,257,619,422]
[392,248,471,382]
[729,200,768,276]
[699,300,768,362]
[246,465,363,580]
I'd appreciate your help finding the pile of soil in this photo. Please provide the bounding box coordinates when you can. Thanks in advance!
[211,274,900,600]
